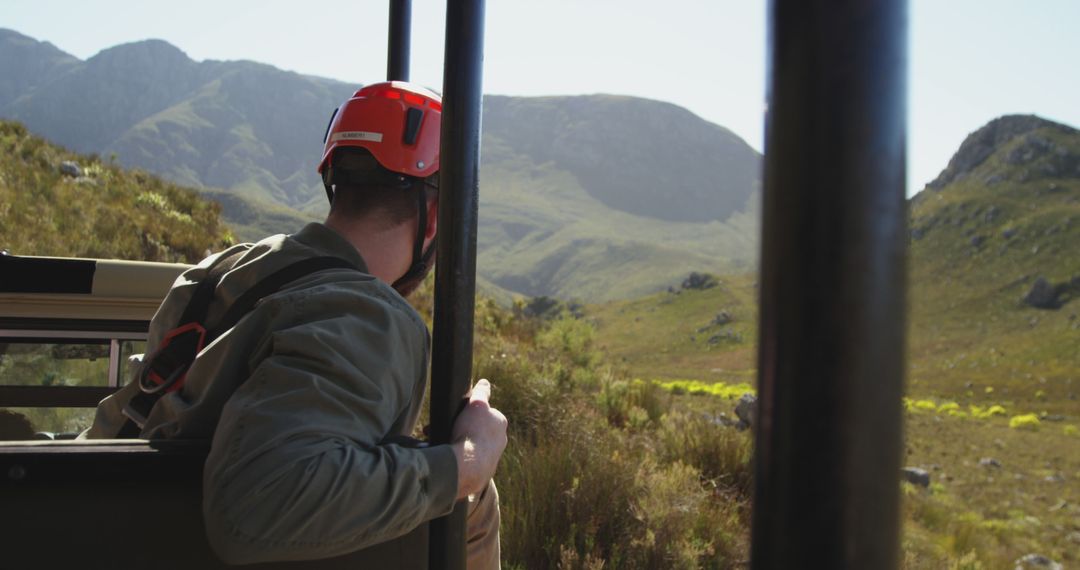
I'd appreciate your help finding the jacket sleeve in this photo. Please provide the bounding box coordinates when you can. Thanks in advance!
[201,287,457,564]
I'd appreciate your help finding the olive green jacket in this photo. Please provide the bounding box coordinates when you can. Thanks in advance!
[88,223,457,564]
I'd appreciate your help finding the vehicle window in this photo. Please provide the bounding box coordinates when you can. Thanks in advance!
[0,337,147,438]
[118,340,148,386]
[0,406,94,439]
[0,339,111,387]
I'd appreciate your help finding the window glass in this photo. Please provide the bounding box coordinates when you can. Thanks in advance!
[0,340,110,387]
[118,340,148,386]
[0,407,95,439]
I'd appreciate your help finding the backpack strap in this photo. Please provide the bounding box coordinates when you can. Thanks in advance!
[118,253,357,436]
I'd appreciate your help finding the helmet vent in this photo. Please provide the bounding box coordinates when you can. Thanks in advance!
[403,108,424,145]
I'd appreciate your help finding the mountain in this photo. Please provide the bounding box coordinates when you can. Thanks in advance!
[0,29,761,301]
[0,31,355,213]
[483,95,759,223]
[0,29,79,107]
[907,115,1080,398]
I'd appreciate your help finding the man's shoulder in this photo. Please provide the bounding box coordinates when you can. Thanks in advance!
[194,225,428,344]
[274,268,427,333]
[238,251,427,345]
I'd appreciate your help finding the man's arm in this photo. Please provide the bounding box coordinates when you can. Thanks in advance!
[201,291,456,564]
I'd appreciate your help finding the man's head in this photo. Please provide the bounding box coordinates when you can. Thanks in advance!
[318,82,442,296]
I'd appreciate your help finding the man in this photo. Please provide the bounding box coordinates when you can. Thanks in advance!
[87,81,506,568]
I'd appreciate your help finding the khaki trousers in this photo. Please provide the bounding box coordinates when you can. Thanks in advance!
[466,479,501,570]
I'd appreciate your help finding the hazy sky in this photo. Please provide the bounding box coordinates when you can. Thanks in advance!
[5,0,1079,196]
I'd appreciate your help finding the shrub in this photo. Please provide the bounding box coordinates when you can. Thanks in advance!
[657,379,754,400]
[536,315,598,370]
[969,405,1007,419]
[914,399,939,412]
[656,410,753,492]
[466,297,755,568]
[1008,414,1040,431]
[597,378,670,428]
[937,401,960,413]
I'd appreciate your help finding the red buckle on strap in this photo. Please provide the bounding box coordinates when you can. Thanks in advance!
[140,322,207,395]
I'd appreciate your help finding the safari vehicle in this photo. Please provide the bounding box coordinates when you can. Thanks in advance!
[0,253,188,437]
[1,0,908,568]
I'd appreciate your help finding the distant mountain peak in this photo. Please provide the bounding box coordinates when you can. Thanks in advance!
[89,38,192,67]
[0,28,30,41]
[483,94,761,223]
[0,29,81,108]
[928,114,1079,190]
[0,28,78,62]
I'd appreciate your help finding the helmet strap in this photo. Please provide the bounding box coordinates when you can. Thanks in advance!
[391,184,436,296]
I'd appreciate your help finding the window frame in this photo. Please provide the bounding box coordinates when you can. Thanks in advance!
[0,318,149,407]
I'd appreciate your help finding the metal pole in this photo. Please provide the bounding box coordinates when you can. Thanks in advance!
[429,0,485,569]
[387,0,412,81]
[751,0,908,568]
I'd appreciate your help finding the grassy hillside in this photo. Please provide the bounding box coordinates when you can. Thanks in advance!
[589,273,759,381]
[200,188,316,243]
[0,120,232,262]
[907,117,1080,412]
[588,115,1080,567]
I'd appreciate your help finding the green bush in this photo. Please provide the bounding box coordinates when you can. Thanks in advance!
[656,410,753,491]
[438,296,752,568]
[1008,414,1040,431]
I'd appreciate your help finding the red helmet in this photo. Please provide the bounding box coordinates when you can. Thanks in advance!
[318,81,442,181]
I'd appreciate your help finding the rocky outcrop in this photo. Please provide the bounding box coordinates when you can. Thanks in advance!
[734,394,757,431]
[58,160,80,177]
[901,467,930,488]
[681,272,718,291]
[1024,277,1061,309]
[1014,553,1062,570]
[927,115,1079,190]
[1023,275,1080,310]
[711,311,733,326]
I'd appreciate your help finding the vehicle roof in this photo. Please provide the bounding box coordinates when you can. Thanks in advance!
[0,255,189,322]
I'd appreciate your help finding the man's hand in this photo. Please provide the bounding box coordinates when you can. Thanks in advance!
[450,379,508,500]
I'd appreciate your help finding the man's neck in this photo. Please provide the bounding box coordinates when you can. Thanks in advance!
[324,215,412,285]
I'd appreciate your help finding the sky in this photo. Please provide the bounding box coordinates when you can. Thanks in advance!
[4,0,1080,197]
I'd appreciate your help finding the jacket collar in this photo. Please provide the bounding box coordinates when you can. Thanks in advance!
[292,223,370,274]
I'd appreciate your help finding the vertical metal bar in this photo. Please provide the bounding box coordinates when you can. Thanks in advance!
[751,0,908,568]
[429,0,485,569]
[387,0,412,81]
[108,339,121,387]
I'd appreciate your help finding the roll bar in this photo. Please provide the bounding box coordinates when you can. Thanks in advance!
[387,0,411,81]
[751,0,908,568]
[428,1,487,569]
[386,0,490,568]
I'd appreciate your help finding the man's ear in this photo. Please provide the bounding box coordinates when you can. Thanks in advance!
[424,197,438,241]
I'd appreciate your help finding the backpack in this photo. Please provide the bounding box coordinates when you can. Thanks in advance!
[118,251,357,436]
